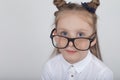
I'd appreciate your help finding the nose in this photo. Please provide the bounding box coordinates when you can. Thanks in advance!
[68,41,74,47]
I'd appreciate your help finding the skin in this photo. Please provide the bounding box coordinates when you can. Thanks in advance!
[55,11,96,64]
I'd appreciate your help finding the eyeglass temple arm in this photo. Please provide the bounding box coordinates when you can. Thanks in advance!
[90,32,96,41]
[50,28,56,38]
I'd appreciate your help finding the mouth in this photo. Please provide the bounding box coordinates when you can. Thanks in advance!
[65,50,77,54]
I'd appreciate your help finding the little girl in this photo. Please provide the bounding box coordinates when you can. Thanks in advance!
[40,0,113,80]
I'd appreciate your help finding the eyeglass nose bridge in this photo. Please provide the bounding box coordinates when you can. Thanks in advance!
[67,38,75,45]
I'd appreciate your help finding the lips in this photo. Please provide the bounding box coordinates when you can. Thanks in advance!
[65,50,77,54]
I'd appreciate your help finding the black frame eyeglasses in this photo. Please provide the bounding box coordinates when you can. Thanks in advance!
[50,28,96,51]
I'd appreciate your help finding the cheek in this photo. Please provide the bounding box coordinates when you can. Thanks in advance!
[59,49,64,53]
[55,37,68,47]
[54,37,62,45]
[75,39,90,49]
[54,37,59,43]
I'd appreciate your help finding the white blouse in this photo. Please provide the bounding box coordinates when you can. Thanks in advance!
[40,51,113,80]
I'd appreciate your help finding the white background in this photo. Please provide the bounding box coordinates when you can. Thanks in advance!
[0,0,120,80]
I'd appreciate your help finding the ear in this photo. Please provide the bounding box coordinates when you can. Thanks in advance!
[52,29,59,43]
[50,28,57,36]
[53,29,57,35]
[90,38,96,47]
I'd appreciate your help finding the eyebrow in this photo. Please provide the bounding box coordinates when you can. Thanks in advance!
[57,27,91,32]
[77,28,89,32]
[57,28,93,36]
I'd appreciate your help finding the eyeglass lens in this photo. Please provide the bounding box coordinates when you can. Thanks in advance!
[52,35,90,50]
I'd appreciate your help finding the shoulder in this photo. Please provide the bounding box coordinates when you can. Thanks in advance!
[91,54,109,69]
[44,54,62,68]
[47,54,62,64]
[40,54,62,78]
[90,54,113,79]
[90,54,106,69]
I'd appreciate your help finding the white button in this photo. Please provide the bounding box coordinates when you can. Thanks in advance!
[69,65,76,80]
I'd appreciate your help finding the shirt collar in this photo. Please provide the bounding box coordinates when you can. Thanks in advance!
[73,51,92,73]
[60,51,92,73]
[60,54,71,70]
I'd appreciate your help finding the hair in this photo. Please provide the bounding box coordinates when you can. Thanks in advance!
[50,0,102,61]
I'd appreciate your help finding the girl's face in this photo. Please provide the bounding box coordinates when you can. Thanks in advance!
[56,11,95,64]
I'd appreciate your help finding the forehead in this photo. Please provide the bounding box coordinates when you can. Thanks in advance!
[56,10,93,26]
[56,10,94,33]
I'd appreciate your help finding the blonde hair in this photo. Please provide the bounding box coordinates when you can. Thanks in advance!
[50,0,102,60]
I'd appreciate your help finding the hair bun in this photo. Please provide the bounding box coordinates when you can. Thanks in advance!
[81,0,100,13]
[88,0,100,9]
[53,0,67,10]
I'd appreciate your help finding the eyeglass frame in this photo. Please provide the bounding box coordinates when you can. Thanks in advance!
[50,28,96,51]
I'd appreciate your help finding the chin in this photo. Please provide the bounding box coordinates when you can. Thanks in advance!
[62,51,88,64]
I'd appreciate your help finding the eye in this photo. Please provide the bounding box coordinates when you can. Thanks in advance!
[60,31,68,36]
[78,32,85,37]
